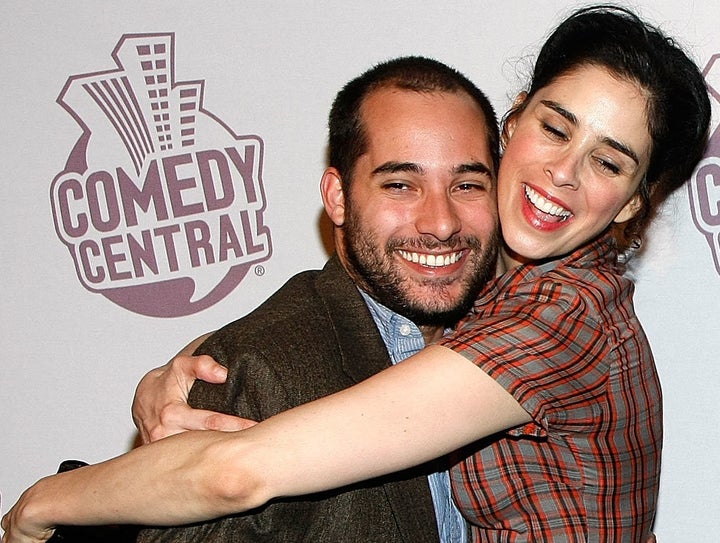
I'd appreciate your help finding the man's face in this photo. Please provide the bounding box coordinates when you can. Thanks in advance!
[335,87,499,326]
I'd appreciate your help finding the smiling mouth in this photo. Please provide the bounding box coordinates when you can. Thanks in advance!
[398,250,464,268]
[524,184,572,222]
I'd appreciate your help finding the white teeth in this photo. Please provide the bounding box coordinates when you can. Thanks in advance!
[524,185,572,219]
[398,250,463,268]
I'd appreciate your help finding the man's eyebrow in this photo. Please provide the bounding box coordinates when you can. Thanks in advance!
[372,161,424,176]
[454,162,493,177]
[372,161,493,177]
[540,99,640,165]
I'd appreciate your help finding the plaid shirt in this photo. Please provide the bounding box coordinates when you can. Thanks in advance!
[440,233,662,542]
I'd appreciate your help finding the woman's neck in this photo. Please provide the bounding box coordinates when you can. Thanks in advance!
[499,245,530,273]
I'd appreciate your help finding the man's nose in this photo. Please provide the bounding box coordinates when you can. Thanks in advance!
[415,194,462,241]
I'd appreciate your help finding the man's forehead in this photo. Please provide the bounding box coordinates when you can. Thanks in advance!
[362,89,488,140]
[356,87,493,175]
[363,86,480,117]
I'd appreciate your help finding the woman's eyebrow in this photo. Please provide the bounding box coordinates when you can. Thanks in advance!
[540,100,639,165]
[541,100,577,125]
[602,137,640,165]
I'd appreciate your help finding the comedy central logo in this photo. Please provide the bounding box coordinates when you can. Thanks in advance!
[690,53,720,277]
[50,33,271,317]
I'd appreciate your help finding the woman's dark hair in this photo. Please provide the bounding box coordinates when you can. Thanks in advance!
[504,4,711,249]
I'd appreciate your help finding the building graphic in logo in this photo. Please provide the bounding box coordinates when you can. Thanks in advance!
[50,33,271,317]
[690,54,720,277]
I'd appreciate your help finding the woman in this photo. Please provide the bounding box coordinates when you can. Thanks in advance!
[2,5,710,542]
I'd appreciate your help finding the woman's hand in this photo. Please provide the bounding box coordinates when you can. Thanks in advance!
[1,481,56,543]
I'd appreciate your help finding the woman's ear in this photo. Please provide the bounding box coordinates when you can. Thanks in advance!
[502,91,528,146]
[613,193,643,224]
[320,168,346,227]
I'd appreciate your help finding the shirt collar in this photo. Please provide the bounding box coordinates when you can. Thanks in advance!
[476,231,621,308]
[359,289,426,365]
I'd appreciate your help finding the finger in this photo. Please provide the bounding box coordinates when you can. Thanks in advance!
[189,355,228,384]
[204,413,258,432]
[166,407,255,432]
[148,405,245,441]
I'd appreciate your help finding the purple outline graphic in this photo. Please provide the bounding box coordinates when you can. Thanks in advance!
[50,33,272,317]
[689,54,720,277]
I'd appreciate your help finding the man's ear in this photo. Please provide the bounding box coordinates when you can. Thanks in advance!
[320,168,346,227]
[613,193,643,224]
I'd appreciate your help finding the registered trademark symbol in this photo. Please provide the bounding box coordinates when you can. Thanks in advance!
[255,265,265,277]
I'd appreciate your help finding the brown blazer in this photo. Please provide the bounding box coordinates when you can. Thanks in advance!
[137,256,440,543]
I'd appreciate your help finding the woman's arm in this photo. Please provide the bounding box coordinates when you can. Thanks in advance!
[2,345,529,542]
[1,430,261,542]
[251,345,530,494]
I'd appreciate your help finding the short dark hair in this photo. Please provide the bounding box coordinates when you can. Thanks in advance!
[328,56,499,186]
[505,4,711,247]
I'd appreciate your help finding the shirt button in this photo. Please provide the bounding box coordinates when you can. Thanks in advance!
[399,324,412,336]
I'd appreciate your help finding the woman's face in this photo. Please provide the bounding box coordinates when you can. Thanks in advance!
[498,64,652,267]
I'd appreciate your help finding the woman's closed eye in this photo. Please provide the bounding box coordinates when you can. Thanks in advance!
[542,122,568,141]
[593,156,622,176]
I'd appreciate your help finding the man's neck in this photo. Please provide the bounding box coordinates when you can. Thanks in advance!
[418,324,445,344]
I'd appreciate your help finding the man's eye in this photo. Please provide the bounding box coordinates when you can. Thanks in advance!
[456,182,488,192]
[383,182,411,191]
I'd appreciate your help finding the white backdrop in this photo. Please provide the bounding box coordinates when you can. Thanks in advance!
[1,1,718,540]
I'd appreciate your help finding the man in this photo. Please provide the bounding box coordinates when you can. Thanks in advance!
[133,56,499,543]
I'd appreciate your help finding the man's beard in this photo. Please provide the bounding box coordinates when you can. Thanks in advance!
[342,205,498,328]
